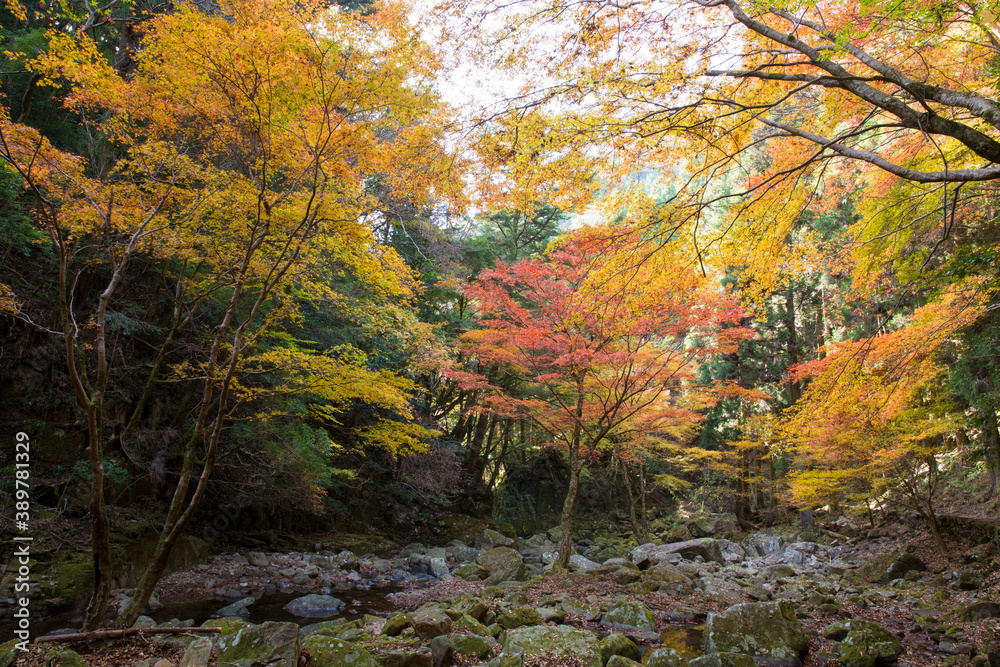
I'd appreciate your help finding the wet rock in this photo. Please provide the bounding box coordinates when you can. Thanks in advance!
[214,620,300,667]
[303,636,379,666]
[598,633,641,664]
[214,596,254,618]
[704,601,806,666]
[476,547,526,584]
[501,625,601,667]
[602,599,657,631]
[283,594,345,618]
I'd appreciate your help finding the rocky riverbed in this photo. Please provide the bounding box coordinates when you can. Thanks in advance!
[5,520,1000,666]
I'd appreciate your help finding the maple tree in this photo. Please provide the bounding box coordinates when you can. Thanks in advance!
[2,0,459,627]
[453,229,752,566]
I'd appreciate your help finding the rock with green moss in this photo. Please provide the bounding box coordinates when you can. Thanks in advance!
[831,621,903,667]
[443,633,495,659]
[455,597,491,623]
[303,635,380,667]
[18,646,87,667]
[477,547,526,585]
[451,610,493,636]
[645,647,691,667]
[856,550,926,584]
[598,633,640,665]
[0,640,21,667]
[497,606,543,629]
[454,563,489,581]
[382,613,413,637]
[501,624,601,667]
[688,653,756,667]
[302,618,352,637]
[703,601,806,665]
[602,599,658,631]
[607,656,641,667]
[180,637,213,666]
[214,620,300,666]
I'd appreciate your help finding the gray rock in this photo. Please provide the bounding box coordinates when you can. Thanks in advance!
[429,557,452,580]
[214,596,254,618]
[476,529,516,550]
[283,594,345,618]
[632,539,725,565]
[743,530,785,557]
[645,647,690,666]
[179,638,213,667]
[453,546,480,563]
[704,601,806,665]
[247,552,270,567]
[569,554,600,572]
[411,609,453,639]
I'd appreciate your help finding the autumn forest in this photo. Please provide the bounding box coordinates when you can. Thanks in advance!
[1,0,999,651]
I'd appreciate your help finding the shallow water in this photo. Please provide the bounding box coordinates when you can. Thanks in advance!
[1,586,401,640]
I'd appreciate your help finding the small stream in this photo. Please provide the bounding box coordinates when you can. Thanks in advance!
[2,586,401,640]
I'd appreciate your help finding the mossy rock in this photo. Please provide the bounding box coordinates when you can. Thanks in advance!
[855,550,926,584]
[302,618,352,637]
[703,601,806,663]
[20,646,87,667]
[382,613,413,637]
[607,656,641,667]
[833,622,903,667]
[214,620,300,666]
[450,633,494,659]
[497,607,543,629]
[502,624,601,667]
[688,654,756,667]
[303,635,380,667]
[602,599,657,631]
[598,633,640,664]
[0,639,21,667]
[476,547,525,585]
[645,647,691,667]
[452,611,493,636]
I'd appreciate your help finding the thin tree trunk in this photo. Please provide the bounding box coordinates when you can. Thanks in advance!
[555,461,582,570]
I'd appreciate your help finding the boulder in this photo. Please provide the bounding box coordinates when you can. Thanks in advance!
[704,601,806,666]
[858,550,926,584]
[449,633,495,659]
[283,594,345,618]
[743,530,785,557]
[303,635,380,667]
[497,607,543,629]
[378,646,434,667]
[453,563,488,581]
[382,614,413,637]
[215,596,254,618]
[602,599,657,631]
[411,609,453,640]
[689,653,757,667]
[453,545,480,563]
[179,637,213,666]
[476,547,526,584]
[831,620,903,667]
[569,554,600,572]
[429,557,452,580]
[962,602,1000,621]
[301,618,352,637]
[606,657,641,667]
[214,620,300,667]
[476,529,516,550]
[501,625,601,667]
[645,647,691,666]
[632,539,725,565]
[597,633,641,665]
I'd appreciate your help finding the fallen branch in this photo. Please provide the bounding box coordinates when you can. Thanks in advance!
[34,626,222,644]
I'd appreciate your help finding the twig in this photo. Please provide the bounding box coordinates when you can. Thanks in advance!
[33,627,222,644]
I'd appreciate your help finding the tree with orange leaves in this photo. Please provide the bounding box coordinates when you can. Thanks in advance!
[453,229,753,567]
